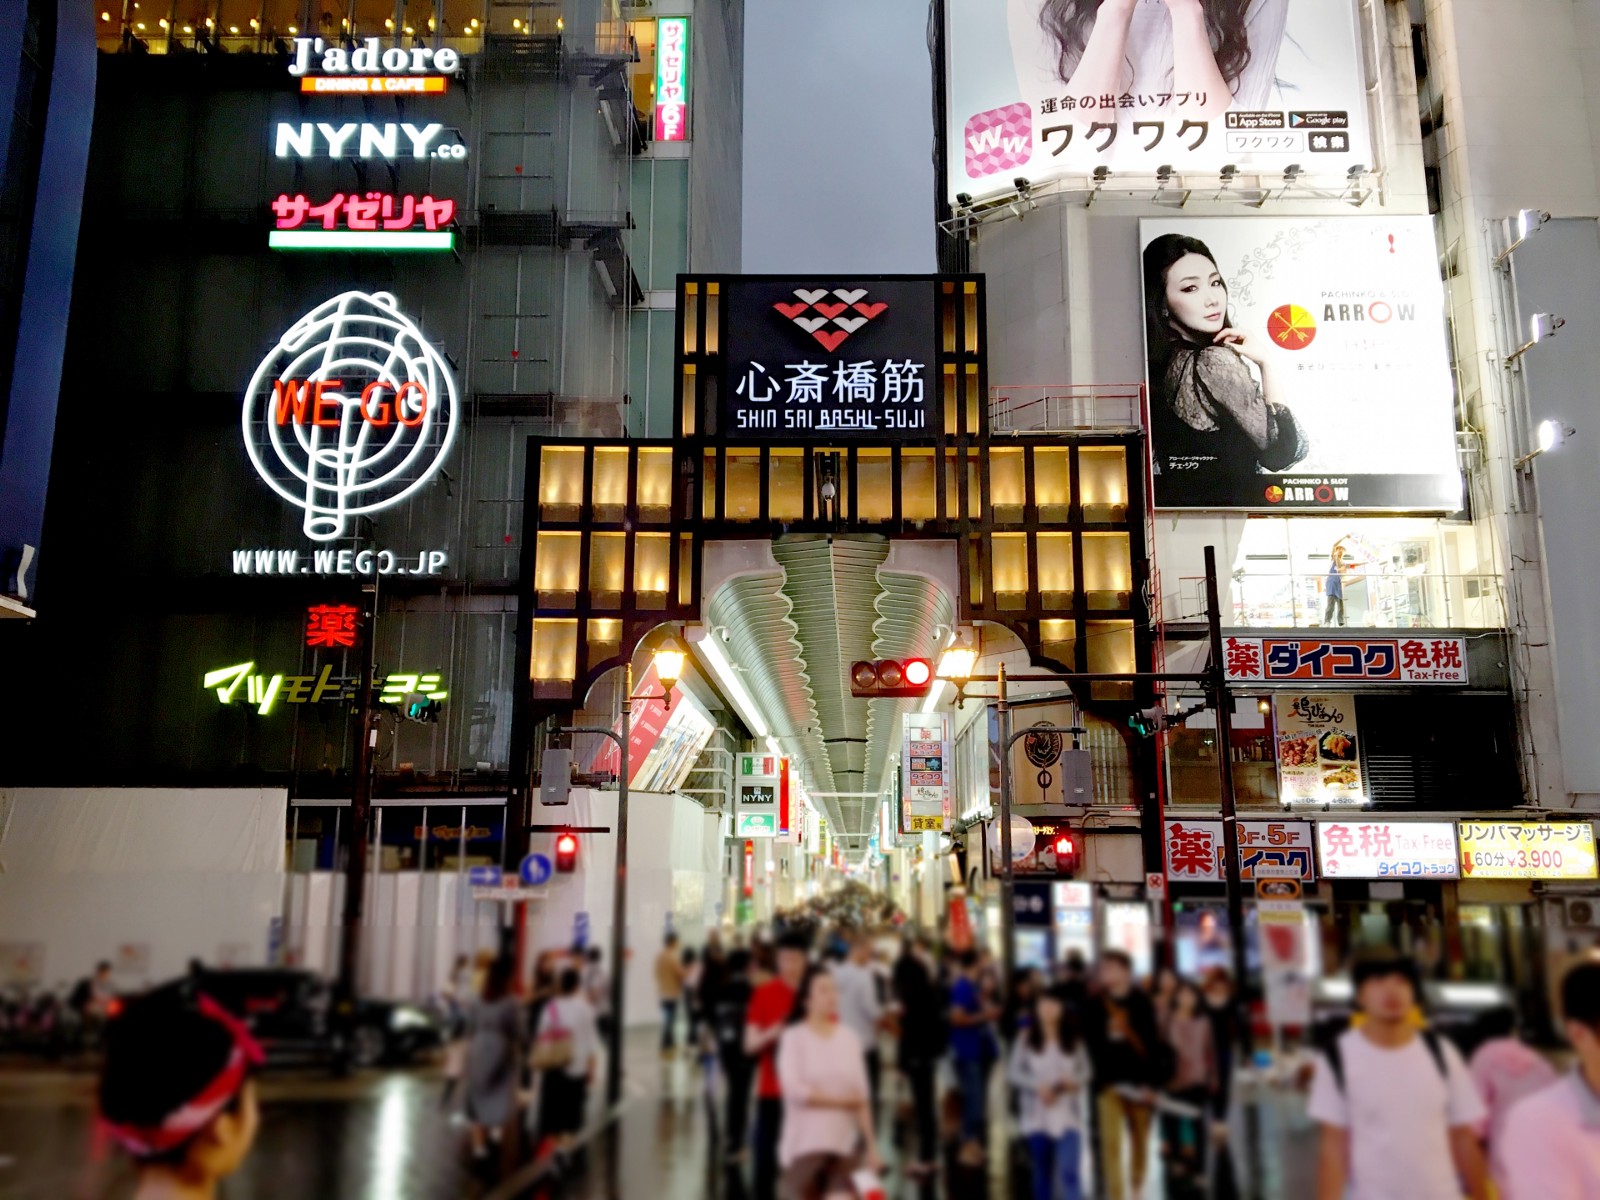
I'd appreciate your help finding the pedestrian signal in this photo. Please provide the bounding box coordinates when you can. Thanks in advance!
[1051,833,1081,875]
[554,833,579,874]
[849,658,934,698]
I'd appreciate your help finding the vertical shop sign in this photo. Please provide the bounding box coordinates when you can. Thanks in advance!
[1273,693,1363,804]
[1255,866,1311,1027]
[654,18,690,142]
[902,712,952,833]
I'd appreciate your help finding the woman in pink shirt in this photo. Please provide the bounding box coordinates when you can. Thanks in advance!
[776,968,883,1199]
[1467,1007,1557,1193]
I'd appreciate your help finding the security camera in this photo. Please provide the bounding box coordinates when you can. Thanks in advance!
[821,480,837,502]
[720,627,731,643]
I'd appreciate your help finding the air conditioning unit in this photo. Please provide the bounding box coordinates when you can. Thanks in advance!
[1566,897,1598,928]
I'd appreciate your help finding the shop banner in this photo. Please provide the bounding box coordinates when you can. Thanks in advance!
[1239,820,1316,881]
[1164,819,1224,882]
[902,712,952,834]
[1457,820,1598,881]
[1140,216,1460,511]
[1316,820,1458,879]
[1256,866,1312,1027]
[1164,818,1317,882]
[1274,694,1363,805]
[1225,636,1468,684]
[947,0,1372,196]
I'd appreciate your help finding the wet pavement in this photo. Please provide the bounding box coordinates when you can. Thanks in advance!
[0,1033,1321,1199]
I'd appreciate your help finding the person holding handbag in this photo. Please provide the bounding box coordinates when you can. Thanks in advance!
[532,967,599,1164]
[776,967,883,1200]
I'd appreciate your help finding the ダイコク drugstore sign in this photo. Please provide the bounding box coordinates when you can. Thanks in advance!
[288,37,457,93]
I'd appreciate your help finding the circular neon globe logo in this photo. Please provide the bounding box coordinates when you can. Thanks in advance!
[242,290,458,542]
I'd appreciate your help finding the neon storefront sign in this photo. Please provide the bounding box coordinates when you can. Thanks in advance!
[273,122,466,160]
[241,291,458,543]
[288,37,457,93]
[269,192,456,251]
[203,663,447,716]
[654,18,690,143]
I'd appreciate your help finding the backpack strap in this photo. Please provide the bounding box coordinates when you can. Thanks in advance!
[1328,1029,1448,1097]
[1420,1030,1449,1081]
[1326,1035,1346,1094]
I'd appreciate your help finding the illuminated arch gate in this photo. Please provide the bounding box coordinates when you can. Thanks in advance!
[507,275,1154,804]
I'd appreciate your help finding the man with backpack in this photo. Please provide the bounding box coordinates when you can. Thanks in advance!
[1308,953,1490,1200]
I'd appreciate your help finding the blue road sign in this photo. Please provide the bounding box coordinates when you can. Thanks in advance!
[520,852,553,887]
[467,865,502,888]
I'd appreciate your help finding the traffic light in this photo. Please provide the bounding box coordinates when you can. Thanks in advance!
[1128,706,1166,737]
[1051,831,1081,875]
[849,657,934,698]
[554,832,579,873]
[1128,702,1206,738]
[404,692,443,723]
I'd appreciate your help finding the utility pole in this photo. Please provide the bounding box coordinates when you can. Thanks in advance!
[996,661,1016,984]
[608,663,632,1109]
[1204,546,1251,995]
[338,578,379,999]
[562,659,632,1110]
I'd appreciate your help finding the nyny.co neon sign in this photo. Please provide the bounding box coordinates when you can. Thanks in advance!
[274,122,467,161]
[241,291,458,543]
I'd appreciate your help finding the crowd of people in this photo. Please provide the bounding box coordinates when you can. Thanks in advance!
[85,912,1600,1200]
[659,911,1258,1200]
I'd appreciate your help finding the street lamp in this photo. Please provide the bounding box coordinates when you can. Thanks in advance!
[652,637,686,707]
[936,633,978,705]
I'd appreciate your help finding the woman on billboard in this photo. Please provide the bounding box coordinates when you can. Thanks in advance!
[1024,0,1290,121]
[1143,233,1307,485]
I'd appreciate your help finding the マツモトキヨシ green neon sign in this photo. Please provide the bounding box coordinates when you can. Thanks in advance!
[203,662,447,716]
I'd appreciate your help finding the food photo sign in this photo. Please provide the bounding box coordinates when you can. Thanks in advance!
[1273,693,1362,805]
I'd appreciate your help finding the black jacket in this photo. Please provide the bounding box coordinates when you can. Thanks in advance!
[1083,987,1163,1090]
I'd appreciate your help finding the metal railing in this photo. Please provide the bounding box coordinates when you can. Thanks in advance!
[989,384,1146,434]
[1169,571,1506,631]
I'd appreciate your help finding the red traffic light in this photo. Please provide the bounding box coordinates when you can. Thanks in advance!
[848,657,935,698]
[1051,830,1081,875]
[1053,835,1075,856]
[555,833,578,873]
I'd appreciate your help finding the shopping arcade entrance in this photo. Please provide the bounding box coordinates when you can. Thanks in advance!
[506,274,1158,860]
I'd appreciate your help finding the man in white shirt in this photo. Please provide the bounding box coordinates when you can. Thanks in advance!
[1498,961,1600,1199]
[831,934,885,1112]
[1309,954,1490,1200]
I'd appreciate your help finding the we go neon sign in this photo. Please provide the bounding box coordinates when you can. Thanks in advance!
[241,291,458,543]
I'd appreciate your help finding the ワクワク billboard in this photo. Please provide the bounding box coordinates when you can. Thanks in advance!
[947,0,1372,197]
